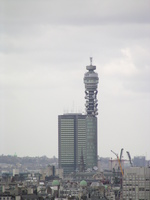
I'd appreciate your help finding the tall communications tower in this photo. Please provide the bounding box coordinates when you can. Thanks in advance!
[84,58,99,168]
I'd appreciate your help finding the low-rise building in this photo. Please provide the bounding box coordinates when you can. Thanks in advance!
[122,167,150,200]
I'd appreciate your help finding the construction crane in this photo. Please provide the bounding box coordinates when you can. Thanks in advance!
[120,148,124,161]
[111,149,124,176]
[126,151,133,167]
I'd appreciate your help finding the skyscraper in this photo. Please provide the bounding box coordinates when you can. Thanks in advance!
[58,113,86,175]
[84,58,99,168]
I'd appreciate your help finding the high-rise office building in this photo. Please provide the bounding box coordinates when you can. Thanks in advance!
[84,58,99,168]
[58,113,86,175]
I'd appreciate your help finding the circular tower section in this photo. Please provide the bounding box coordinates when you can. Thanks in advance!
[84,59,99,116]
[83,58,99,169]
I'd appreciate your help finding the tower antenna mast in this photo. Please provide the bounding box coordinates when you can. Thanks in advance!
[90,57,93,65]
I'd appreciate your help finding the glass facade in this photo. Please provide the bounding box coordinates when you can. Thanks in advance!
[58,114,86,175]
[77,119,86,166]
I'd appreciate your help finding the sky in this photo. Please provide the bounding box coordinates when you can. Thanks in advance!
[0,0,150,160]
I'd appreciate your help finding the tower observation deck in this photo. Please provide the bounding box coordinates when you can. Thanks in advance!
[84,58,99,116]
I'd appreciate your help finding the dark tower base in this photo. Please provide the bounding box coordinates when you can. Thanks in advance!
[86,116,97,168]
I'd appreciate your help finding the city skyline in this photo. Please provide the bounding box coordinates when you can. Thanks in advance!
[0,1,150,159]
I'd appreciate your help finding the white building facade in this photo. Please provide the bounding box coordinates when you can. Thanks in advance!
[122,167,150,200]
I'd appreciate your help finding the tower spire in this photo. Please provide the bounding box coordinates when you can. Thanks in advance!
[79,148,85,172]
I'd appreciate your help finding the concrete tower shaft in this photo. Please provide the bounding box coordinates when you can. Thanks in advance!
[84,58,99,116]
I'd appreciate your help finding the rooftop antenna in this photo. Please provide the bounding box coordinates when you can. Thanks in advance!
[90,57,93,65]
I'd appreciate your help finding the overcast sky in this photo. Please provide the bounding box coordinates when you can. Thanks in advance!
[0,0,150,160]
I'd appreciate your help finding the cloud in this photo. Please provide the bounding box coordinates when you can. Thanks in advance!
[100,47,150,95]
[1,0,150,26]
